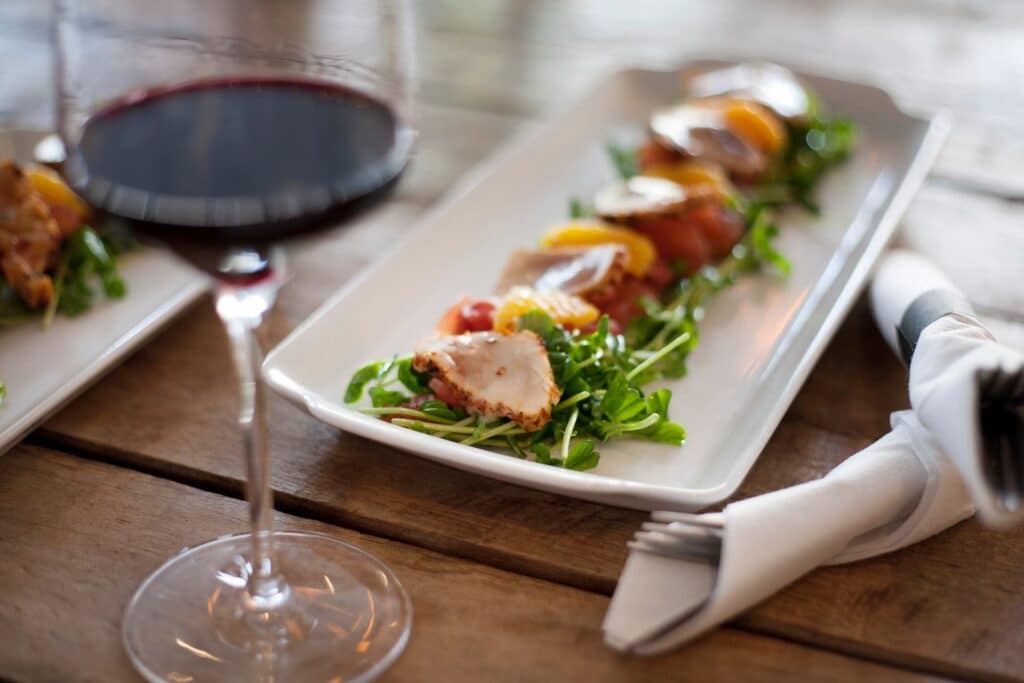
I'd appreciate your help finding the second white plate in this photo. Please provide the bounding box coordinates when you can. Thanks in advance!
[0,130,208,456]
[264,62,946,510]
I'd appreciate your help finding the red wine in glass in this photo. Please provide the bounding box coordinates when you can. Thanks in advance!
[66,76,412,248]
[64,76,416,680]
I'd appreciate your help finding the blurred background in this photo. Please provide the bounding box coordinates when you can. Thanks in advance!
[2,0,1021,332]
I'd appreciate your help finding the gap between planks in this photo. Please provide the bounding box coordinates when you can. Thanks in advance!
[25,432,1002,683]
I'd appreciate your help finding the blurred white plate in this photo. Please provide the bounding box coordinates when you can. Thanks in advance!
[0,129,207,454]
[264,62,947,510]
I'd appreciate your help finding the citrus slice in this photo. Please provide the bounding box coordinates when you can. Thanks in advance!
[493,286,599,333]
[640,160,733,197]
[26,165,90,217]
[540,221,656,277]
[721,99,787,153]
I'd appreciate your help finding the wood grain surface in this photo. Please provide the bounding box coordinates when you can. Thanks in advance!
[3,0,1024,681]
[0,446,947,683]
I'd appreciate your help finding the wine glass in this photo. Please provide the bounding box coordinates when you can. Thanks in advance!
[53,1,416,680]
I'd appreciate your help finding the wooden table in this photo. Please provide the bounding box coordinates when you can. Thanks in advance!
[3,2,1024,681]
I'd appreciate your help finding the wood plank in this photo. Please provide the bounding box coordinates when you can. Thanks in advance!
[898,185,1024,319]
[0,445,940,683]
[38,284,1024,681]
[5,1,1023,678]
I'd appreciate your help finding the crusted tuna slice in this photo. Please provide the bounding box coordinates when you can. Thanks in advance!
[492,244,628,299]
[413,330,560,431]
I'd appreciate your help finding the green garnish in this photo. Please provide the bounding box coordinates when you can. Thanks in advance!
[606,142,639,180]
[755,105,856,212]
[349,311,688,472]
[568,197,593,219]
[0,225,129,331]
[348,82,848,473]
[624,203,789,381]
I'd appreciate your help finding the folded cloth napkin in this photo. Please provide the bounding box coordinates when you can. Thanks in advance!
[603,411,973,654]
[872,249,1024,527]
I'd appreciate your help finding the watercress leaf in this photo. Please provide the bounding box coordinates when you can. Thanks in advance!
[345,362,382,403]
[644,420,687,445]
[505,436,526,458]
[606,142,638,180]
[396,357,430,394]
[96,222,138,255]
[77,227,114,270]
[530,442,553,465]
[101,271,127,298]
[568,197,592,219]
[645,389,672,419]
[369,386,409,407]
[516,310,555,340]
[420,399,457,421]
[565,438,599,471]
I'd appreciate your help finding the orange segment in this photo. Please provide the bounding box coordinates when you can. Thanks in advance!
[721,100,787,153]
[26,166,90,217]
[494,286,599,333]
[640,160,733,197]
[540,221,656,278]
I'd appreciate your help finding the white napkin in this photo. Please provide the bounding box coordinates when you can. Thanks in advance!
[872,250,1024,527]
[603,411,973,653]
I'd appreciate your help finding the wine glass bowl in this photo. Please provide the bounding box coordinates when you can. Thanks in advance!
[54,2,416,680]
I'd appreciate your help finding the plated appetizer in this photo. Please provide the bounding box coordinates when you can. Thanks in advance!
[346,63,854,471]
[0,160,128,328]
[0,159,130,404]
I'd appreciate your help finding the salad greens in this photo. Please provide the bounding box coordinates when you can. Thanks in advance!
[346,313,687,471]
[0,225,130,329]
[754,106,856,212]
[624,202,789,382]
[346,79,847,472]
[607,142,640,180]
[608,113,855,213]
[344,207,789,473]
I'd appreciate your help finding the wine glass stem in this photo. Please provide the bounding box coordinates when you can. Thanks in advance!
[217,276,286,608]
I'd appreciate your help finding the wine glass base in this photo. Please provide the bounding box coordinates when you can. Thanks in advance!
[123,531,412,683]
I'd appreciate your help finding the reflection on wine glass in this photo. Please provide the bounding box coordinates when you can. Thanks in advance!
[55,1,415,680]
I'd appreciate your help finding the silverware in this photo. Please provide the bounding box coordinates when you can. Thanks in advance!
[626,520,724,565]
[628,513,724,563]
[609,510,725,651]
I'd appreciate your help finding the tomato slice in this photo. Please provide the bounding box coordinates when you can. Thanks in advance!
[595,277,661,327]
[689,203,744,258]
[436,297,496,335]
[644,258,676,290]
[634,218,710,275]
[636,139,680,169]
[460,299,496,332]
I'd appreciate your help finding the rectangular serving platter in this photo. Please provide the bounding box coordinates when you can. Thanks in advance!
[264,61,947,510]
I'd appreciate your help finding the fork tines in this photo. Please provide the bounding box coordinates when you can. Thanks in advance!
[629,514,724,562]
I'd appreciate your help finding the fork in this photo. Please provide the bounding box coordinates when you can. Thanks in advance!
[627,511,725,563]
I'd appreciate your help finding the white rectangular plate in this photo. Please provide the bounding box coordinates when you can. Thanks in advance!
[0,129,208,455]
[264,62,947,510]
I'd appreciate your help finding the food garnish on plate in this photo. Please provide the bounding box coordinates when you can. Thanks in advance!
[346,62,855,471]
[0,160,129,329]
